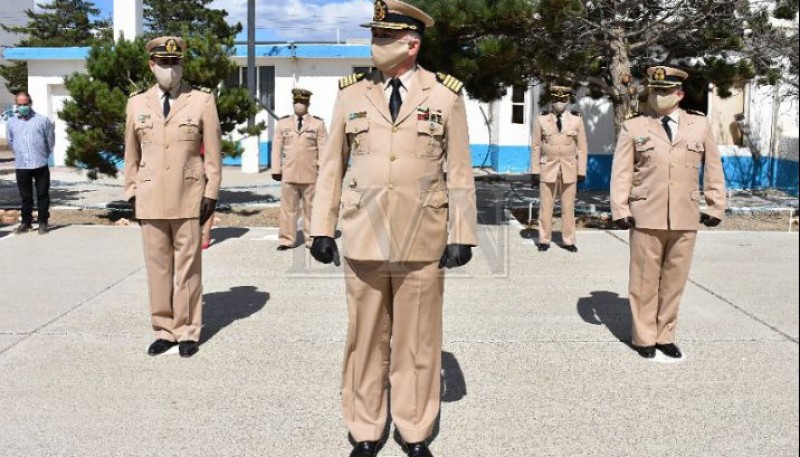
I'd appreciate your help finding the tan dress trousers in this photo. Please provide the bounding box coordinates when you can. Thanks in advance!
[629,228,698,347]
[279,182,315,248]
[342,259,444,444]
[538,172,577,246]
[141,219,203,342]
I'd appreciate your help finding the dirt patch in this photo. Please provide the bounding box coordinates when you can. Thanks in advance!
[0,207,280,228]
[510,208,799,232]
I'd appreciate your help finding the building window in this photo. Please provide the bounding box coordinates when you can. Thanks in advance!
[259,66,275,110]
[225,66,276,110]
[512,84,526,125]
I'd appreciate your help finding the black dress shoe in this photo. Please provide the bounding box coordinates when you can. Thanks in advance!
[537,243,550,252]
[179,341,200,358]
[656,343,683,359]
[13,223,32,235]
[277,245,291,251]
[38,223,49,235]
[147,339,176,356]
[635,345,656,359]
[402,441,433,457]
[349,441,380,457]
[562,244,578,253]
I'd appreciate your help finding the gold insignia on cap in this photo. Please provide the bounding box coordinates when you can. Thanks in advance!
[166,39,178,54]
[374,0,388,21]
[654,67,667,81]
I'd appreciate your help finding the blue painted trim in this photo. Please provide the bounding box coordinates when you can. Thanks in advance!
[231,44,371,59]
[4,47,89,60]
[470,144,799,194]
[6,44,371,61]
[222,141,272,167]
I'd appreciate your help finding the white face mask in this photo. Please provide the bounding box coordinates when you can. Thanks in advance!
[552,102,569,114]
[153,64,183,91]
[649,92,680,115]
[294,103,309,116]
[371,38,411,73]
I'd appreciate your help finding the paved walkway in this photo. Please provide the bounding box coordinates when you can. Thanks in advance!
[0,222,797,456]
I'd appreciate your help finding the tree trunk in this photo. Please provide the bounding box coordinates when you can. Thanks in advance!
[609,28,633,135]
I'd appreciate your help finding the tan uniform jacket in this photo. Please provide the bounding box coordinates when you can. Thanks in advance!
[124,84,222,219]
[610,109,726,230]
[310,68,478,262]
[270,114,328,184]
[531,111,588,183]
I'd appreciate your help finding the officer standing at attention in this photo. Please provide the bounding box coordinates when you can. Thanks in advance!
[271,88,328,250]
[531,85,588,252]
[611,66,726,359]
[124,37,222,358]
[308,1,478,456]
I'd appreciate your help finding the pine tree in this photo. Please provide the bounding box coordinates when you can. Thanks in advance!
[0,0,112,93]
[413,0,792,133]
[59,0,263,178]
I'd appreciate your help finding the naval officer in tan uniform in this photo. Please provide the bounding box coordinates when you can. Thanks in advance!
[309,1,477,456]
[271,88,328,250]
[124,37,222,358]
[531,85,588,252]
[611,66,726,359]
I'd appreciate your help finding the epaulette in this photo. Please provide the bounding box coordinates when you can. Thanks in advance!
[339,73,366,90]
[129,88,146,98]
[571,110,582,117]
[436,72,464,93]
[279,115,290,119]
[626,112,643,120]
[687,109,706,117]
[540,110,551,116]
[195,86,213,94]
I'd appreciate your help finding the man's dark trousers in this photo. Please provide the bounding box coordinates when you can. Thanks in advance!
[16,166,50,225]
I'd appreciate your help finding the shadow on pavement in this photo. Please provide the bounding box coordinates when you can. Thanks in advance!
[209,227,250,247]
[576,290,635,351]
[201,286,270,344]
[441,351,467,403]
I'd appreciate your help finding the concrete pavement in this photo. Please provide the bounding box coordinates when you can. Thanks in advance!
[0,223,797,457]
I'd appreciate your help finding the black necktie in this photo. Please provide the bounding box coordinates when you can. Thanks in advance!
[661,116,673,142]
[556,114,563,132]
[163,94,171,117]
[389,78,403,122]
[297,115,303,131]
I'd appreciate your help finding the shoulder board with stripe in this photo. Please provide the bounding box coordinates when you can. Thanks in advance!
[312,115,324,120]
[626,112,643,120]
[571,110,582,117]
[194,86,213,94]
[339,73,366,90]
[279,115,291,119]
[540,110,551,116]
[129,88,146,98]
[436,73,464,94]
[687,109,706,117]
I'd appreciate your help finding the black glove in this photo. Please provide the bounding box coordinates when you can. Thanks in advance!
[615,216,636,230]
[272,174,283,182]
[578,175,586,183]
[310,236,341,266]
[531,174,540,188]
[700,213,722,227]
[200,198,217,225]
[438,244,473,269]
[128,197,137,220]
